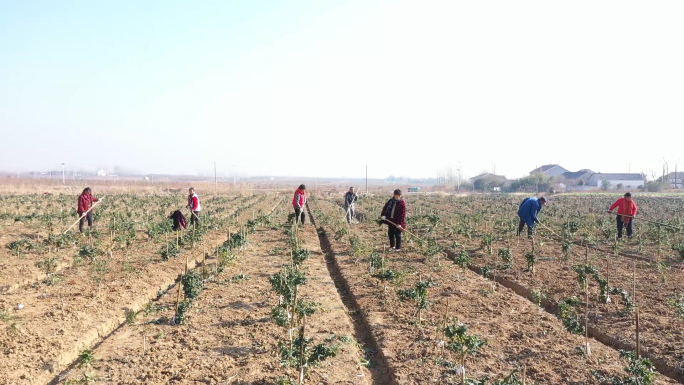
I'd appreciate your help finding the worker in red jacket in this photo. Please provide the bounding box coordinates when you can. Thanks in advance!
[292,184,307,224]
[187,187,202,225]
[608,192,638,239]
[381,189,407,251]
[77,187,101,233]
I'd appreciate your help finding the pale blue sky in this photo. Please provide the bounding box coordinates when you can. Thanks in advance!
[1,1,683,179]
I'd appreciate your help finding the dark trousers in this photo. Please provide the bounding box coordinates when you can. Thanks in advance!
[79,212,93,233]
[388,226,403,249]
[517,218,533,237]
[190,211,201,226]
[294,207,306,224]
[346,205,355,223]
[617,215,633,238]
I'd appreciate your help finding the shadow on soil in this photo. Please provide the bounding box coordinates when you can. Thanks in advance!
[307,203,395,385]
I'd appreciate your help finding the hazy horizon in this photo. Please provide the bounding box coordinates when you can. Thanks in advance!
[1,1,682,180]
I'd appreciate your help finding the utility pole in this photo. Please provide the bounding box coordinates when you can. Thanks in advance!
[62,163,65,184]
[457,162,461,191]
[365,165,368,194]
[675,164,678,189]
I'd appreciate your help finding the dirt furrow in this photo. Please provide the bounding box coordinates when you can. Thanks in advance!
[308,196,678,384]
[307,203,395,385]
[55,202,370,384]
[0,195,280,384]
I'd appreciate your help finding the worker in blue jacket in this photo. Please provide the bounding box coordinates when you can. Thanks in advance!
[517,196,547,238]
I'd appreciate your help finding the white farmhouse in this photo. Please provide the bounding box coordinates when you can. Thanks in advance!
[587,173,644,189]
[664,172,683,188]
[529,164,570,177]
[97,170,107,177]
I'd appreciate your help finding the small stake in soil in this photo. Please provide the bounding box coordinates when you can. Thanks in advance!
[585,245,590,356]
[633,259,640,358]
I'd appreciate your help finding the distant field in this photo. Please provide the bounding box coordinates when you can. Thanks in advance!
[1,182,683,384]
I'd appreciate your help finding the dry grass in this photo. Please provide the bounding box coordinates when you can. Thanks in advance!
[0,177,464,196]
[0,178,257,196]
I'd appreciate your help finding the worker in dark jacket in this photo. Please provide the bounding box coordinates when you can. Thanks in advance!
[169,210,188,231]
[292,184,307,224]
[344,187,359,224]
[516,196,547,238]
[381,189,407,251]
[78,187,101,233]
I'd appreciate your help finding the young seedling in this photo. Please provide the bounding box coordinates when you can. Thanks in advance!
[592,350,656,385]
[531,288,546,308]
[36,256,59,283]
[90,260,109,297]
[478,265,493,280]
[480,234,495,255]
[672,244,684,262]
[125,309,137,325]
[561,239,573,261]
[78,244,103,264]
[174,300,192,324]
[291,248,310,266]
[667,293,684,320]
[277,320,340,383]
[654,261,669,283]
[455,250,471,270]
[425,236,446,264]
[557,297,584,335]
[498,248,512,269]
[160,242,181,260]
[572,264,611,304]
[445,323,488,384]
[372,269,404,283]
[610,287,635,313]
[182,270,204,300]
[368,250,384,274]
[397,277,439,323]
[524,250,536,274]
[78,348,95,367]
[7,239,34,258]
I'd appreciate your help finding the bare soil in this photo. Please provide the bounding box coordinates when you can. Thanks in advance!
[57,208,370,384]
[308,194,679,384]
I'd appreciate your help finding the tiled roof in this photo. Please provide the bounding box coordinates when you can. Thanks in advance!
[589,173,643,181]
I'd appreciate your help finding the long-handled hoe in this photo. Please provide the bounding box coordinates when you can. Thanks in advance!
[605,210,680,230]
[384,218,428,243]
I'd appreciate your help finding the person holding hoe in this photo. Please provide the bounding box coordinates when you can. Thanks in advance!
[78,187,101,233]
[187,187,202,226]
[292,184,307,224]
[381,189,407,252]
[608,192,638,240]
[516,196,547,238]
[344,187,359,224]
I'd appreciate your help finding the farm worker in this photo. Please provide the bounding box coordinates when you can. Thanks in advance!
[381,189,407,251]
[187,187,202,226]
[608,192,638,239]
[516,196,547,238]
[292,184,307,224]
[77,187,101,233]
[169,210,188,231]
[344,187,359,223]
